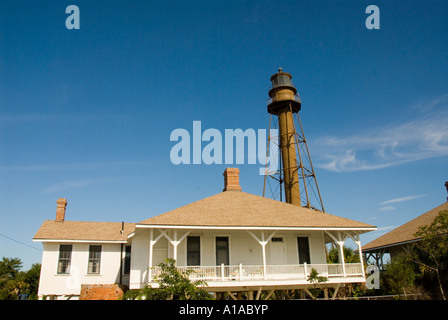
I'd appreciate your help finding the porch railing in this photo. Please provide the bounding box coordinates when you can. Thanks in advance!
[150,263,363,282]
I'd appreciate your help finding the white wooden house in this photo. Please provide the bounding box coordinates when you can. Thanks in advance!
[33,216,135,299]
[33,168,375,300]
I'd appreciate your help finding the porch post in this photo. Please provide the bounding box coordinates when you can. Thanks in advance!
[338,241,346,277]
[148,229,168,283]
[380,249,385,270]
[357,240,365,277]
[173,230,178,263]
[325,231,347,277]
[349,233,365,277]
[162,229,191,265]
[247,230,276,281]
[148,229,154,282]
[261,232,267,280]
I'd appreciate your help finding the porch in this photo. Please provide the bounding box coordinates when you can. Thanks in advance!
[150,262,364,283]
[129,226,372,291]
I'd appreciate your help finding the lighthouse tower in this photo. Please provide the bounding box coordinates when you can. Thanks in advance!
[263,68,325,212]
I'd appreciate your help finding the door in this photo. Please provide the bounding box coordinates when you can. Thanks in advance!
[187,236,200,266]
[297,236,311,264]
[215,236,229,265]
[270,237,286,264]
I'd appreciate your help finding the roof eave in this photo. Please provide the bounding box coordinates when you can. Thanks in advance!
[362,238,422,252]
[135,224,377,232]
[32,238,128,244]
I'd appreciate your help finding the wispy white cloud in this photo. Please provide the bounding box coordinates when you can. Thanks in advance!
[362,225,398,239]
[318,150,411,172]
[375,226,398,232]
[0,113,130,124]
[379,194,428,206]
[377,205,396,212]
[43,179,109,193]
[0,113,96,123]
[0,161,147,172]
[314,95,448,172]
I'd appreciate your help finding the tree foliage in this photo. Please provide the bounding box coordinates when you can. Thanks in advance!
[381,254,417,297]
[123,259,213,300]
[305,268,328,299]
[307,268,328,285]
[0,257,40,300]
[327,245,360,264]
[410,210,448,300]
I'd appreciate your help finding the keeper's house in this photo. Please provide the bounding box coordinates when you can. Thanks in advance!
[33,168,376,300]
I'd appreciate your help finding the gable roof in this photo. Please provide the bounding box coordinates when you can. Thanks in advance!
[138,191,375,230]
[33,221,135,243]
[362,202,448,251]
[33,190,375,242]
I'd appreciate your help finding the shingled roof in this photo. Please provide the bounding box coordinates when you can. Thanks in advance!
[138,191,375,230]
[33,221,135,242]
[362,202,448,251]
[33,168,375,242]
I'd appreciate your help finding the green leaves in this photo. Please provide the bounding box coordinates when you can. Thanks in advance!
[307,268,328,285]
[409,210,448,300]
[0,257,40,300]
[123,259,213,300]
[326,246,360,264]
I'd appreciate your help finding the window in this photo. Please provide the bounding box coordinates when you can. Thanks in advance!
[271,237,284,243]
[297,237,311,264]
[88,245,102,274]
[124,245,131,275]
[187,236,200,266]
[57,244,72,274]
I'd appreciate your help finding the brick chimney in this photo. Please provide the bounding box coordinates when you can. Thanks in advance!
[56,198,67,222]
[223,168,242,192]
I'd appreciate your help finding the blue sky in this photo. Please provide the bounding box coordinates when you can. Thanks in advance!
[1,0,447,270]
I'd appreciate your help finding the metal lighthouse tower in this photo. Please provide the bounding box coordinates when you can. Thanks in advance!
[263,68,325,212]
